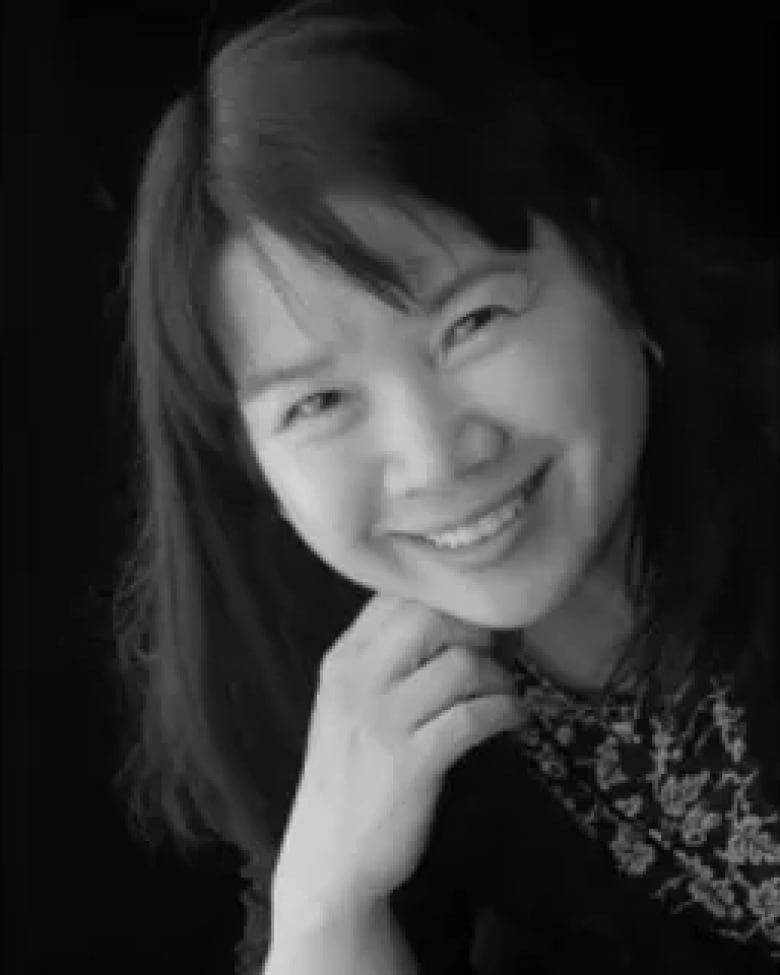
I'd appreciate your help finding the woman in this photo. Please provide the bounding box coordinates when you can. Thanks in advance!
[113,1,778,972]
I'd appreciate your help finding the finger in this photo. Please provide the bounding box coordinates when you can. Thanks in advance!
[394,646,516,730]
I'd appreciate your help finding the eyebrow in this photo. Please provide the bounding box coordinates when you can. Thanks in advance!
[236,254,525,405]
[237,351,339,405]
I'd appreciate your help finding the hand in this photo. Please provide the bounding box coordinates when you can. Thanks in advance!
[272,594,523,926]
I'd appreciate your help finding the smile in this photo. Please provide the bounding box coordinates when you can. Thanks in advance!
[397,459,553,569]
[423,477,537,548]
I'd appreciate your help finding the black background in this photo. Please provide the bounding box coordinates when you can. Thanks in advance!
[3,2,777,972]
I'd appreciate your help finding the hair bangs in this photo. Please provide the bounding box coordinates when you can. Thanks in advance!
[200,4,545,347]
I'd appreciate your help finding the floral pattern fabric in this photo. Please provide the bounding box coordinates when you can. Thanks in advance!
[505,650,780,962]
[235,651,779,973]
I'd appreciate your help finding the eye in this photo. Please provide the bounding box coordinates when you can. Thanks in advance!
[279,305,516,430]
[281,389,346,428]
[442,305,512,355]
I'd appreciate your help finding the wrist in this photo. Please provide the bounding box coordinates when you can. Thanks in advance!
[271,874,386,939]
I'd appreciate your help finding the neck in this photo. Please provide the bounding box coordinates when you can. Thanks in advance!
[511,500,641,696]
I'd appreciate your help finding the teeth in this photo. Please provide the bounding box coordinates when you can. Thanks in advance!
[424,495,525,549]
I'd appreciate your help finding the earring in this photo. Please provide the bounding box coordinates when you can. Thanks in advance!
[637,326,664,368]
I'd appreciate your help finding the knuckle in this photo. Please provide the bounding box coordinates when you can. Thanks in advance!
[319,645,341,679]
[454,699,480,738]
[319,651,360,706]
[317,658,342,699]
[449,646,481,683]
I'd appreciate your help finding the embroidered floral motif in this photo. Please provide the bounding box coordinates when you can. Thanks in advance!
[727,814,780,867]
[595,737,631,791]
[680,803,721,846]
[656,769,711,818]
[507,653,780,961]
[536,740,568,779]
[554,723,574,747]
[610,821,657,875]
[750,876,780,926]
[613,794,643,819]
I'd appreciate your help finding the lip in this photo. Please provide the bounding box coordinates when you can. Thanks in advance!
[396,458,552,569]
[390,457,553,538]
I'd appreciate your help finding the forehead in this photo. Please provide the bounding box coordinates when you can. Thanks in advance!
[214,195,496,370]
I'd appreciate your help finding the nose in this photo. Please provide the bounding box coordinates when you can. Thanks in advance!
[381,376,507,496]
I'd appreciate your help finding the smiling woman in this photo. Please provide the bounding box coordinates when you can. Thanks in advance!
[214,199,649,646]
[112,1,778,973]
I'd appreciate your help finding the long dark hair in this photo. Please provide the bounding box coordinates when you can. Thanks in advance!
[111,0,777,902]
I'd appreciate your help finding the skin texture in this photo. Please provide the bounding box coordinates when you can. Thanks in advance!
[216,195,651,693]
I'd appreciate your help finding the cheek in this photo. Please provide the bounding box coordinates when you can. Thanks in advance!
[489,337,600,438]
[533,303,641,432]
[263,453,372,539]
[494,343,646,509]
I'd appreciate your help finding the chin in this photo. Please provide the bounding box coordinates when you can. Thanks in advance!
[410,585,543,631]
[428,550,589,634]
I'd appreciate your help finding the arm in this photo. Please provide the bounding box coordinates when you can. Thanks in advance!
[235,785,481,975]
[263,893,419,975]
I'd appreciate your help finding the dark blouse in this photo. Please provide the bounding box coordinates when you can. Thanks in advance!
[236,648,779,974]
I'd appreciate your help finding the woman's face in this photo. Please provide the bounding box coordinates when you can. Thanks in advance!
[217,196,649,631]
